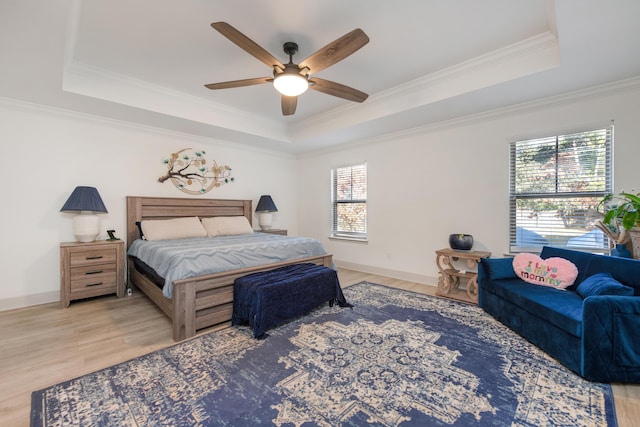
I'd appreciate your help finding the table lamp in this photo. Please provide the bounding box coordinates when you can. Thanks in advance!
[60,186,108,242]
[255,195,278,230]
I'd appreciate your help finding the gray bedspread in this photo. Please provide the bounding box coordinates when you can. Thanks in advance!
[127,233,329,298]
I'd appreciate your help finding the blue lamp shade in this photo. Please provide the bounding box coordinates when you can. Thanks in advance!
[256,195,278,231]
[60,186,108,242]
[255,195,278,213]
[60,186,108,213]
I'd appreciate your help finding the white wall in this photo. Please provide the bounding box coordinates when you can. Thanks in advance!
[0,99,297,310]
[297,82,640,285]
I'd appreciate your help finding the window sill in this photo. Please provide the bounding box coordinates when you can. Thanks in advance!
[510,247,609,255]
[329,235,368,243]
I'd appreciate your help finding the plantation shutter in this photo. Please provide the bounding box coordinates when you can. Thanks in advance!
[509,124,613,253]
[331,163,367,240]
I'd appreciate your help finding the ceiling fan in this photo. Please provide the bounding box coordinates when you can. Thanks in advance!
[204,22,370,116]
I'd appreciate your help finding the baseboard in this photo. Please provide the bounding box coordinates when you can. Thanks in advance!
[335,261,438,287]
[0,264,437,312]
[0,291,59,312]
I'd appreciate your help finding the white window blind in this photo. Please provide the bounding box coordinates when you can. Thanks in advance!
[509,124,613,253]
[331,163,367,240]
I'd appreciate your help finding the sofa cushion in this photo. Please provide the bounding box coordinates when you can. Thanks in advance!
[576,272,635,298]
[481,278,584,337]
[512,253,578,289]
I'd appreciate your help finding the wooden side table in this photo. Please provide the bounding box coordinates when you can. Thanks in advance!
[257,229,287,236]
[435,248,491,304]
[60,240,125,307]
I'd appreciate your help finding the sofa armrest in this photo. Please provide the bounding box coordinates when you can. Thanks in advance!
[478,258,517,282]
[582,295,640,382]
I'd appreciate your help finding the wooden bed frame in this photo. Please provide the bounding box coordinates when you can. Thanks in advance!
[126,196,333,341]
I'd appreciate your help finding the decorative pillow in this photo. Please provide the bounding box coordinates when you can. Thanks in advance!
[201,216,253,237]
[512,253,578,289]
[140,216,207,241]
[576,272,635,298]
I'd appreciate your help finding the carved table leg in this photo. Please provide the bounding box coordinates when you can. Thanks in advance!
[436,253,459,294]
[465,258,481,301]
[466,276,479,301]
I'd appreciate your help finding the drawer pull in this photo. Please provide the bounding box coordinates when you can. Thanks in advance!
[86,255,104,260]
[86,282,103,287]
[85,270,103,275]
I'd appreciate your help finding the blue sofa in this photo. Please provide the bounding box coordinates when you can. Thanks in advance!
[478,246,640,383]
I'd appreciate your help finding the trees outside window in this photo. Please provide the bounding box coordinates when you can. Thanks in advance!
[332,164,367,240]
[510,125,613,252]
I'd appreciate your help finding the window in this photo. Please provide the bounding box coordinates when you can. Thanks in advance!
[331,163,367,240]
[509,124,613,253]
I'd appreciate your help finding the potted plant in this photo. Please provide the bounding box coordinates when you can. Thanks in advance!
[596,191,640,257]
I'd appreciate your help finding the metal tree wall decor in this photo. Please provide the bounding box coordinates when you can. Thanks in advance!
[158,148,234,195]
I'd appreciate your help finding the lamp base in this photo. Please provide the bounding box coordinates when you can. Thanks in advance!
[73,213,100,242]
[259,212,273,231]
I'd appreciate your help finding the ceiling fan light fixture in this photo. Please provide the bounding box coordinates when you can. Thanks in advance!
[273,72,309,97]
[207,24,369,115]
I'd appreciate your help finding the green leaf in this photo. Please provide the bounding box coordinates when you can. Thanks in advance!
[622,210,638,230]
[603,210,615,224]
[621,192,640,206]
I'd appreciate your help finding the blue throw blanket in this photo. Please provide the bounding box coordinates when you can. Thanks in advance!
[232,263,352,338]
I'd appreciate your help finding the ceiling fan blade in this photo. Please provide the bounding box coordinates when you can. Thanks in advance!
[205,77,271,90]
[299,29,369,74]
[211,22,284,70]
[309,78,368,103]
[281,95,297,116]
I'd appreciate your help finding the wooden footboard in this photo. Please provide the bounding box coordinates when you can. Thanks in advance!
[126,195,334,341]
[129,254,333,341]
[170,254,333,341]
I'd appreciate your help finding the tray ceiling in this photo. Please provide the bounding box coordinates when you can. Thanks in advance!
[2,0,640,153]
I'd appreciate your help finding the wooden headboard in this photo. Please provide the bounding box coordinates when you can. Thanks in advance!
[126,196,253,250]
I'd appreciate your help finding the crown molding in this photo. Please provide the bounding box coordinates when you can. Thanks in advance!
[0,96,296,159]
[298,75,640,158]
[377,32,559,99]
[291,32,560,142]
[6,72,636,161]
[62,60,290,143]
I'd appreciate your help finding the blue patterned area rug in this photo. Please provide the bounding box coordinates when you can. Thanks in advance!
[31,282,617,426]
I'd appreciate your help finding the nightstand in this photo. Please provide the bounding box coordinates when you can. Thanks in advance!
[60,240,125,308]
[257,229,287,236]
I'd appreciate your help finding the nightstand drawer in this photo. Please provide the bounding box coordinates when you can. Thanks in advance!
[70,264,117,292]
[69,247,117,266]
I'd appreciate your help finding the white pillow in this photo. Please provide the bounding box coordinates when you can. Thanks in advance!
[140,216,207,241]
[201,216,254,237]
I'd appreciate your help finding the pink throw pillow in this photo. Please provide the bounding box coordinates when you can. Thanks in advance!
[512,253,578,289]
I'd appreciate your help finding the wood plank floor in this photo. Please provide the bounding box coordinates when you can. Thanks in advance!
[1,269,638,426]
